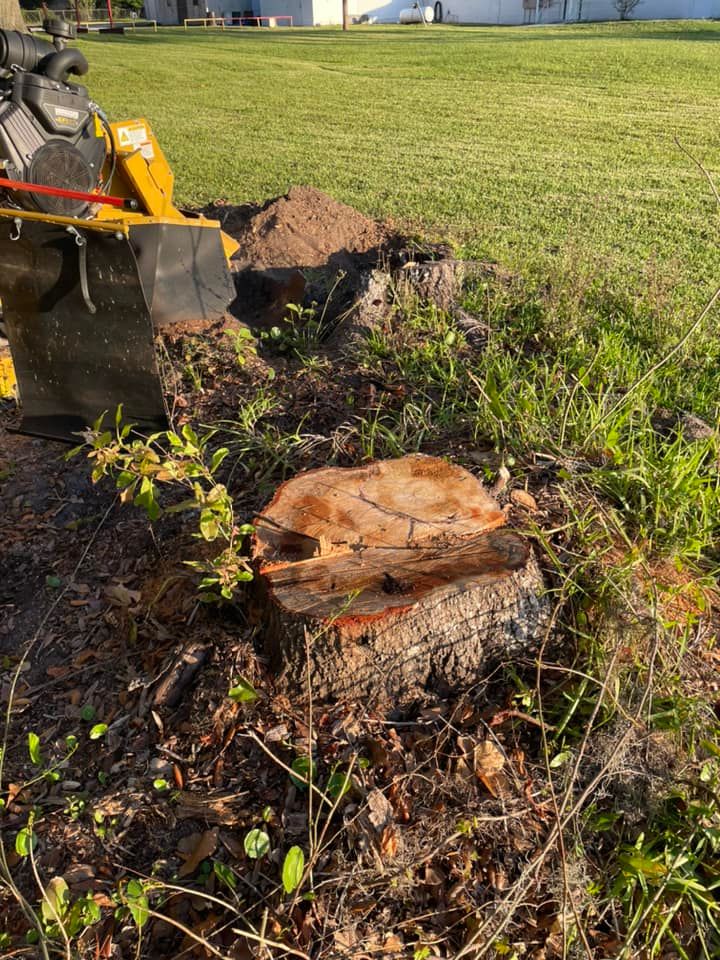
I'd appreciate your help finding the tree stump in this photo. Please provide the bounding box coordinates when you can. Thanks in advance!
[252,454,549,707]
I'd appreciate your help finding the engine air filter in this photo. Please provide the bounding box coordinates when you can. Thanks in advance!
[27,141,95,217]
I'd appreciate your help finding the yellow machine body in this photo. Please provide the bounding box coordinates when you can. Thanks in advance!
[0,118,238,254]
[0,118,239,440]
[0,346,15,398]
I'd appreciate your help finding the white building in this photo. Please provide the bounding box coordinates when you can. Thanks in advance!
[144,0,719,27]
[326,0,717,23]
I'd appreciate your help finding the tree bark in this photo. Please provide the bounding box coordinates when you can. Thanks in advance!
[0,0,26,31]
[252,455,549,708]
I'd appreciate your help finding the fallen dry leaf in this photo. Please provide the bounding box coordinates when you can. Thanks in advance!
[379,824,398,859]
[383,932,405,953]
[45,666,69,679]
[175,791,246,824]
[475,740,505,777]
[455,734,477,784]
[104,583,142,607]
[366,788,393,831]
[178,827,218,878]
[475,740,506,796]
[333,927,357,951]
[510,488,538,512]
[72,649,99,667]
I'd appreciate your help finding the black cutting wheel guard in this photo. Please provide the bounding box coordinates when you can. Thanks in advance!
[0,217,168,442]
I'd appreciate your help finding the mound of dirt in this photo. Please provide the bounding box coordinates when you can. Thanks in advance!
[206,186,392,329]
[218,185,387,271]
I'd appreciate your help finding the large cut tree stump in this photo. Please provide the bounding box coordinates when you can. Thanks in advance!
[252,455,548,707]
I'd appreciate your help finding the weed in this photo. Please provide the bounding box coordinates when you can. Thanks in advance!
[71,409,254,601]
[224,325,257,367]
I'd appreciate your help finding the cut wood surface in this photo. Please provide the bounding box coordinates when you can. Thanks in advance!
[252,455,549,706]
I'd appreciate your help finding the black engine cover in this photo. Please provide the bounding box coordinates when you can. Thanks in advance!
[0,70,106,216]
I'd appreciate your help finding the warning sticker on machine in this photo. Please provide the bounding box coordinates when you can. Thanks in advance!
[116,123,147,147]
[116,123,155,159]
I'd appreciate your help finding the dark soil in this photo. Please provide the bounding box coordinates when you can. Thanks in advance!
[216,186,388,272]
[208,186,405,330]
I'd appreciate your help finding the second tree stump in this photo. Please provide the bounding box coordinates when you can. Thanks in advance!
[252,454,548,706]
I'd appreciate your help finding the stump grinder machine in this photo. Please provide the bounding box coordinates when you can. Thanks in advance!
[0,19,239,441]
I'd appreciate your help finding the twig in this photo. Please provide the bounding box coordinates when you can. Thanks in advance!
[674,136,720,209]
[584,282,720,445]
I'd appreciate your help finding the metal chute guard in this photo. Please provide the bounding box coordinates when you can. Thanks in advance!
[0,208,236,442]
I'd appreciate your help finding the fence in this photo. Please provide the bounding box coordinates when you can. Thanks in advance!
[183,15,294,26]
[22,6,146,26]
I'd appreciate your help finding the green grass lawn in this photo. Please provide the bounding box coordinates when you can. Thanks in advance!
[80,21,720,300]
[5,23,720,959]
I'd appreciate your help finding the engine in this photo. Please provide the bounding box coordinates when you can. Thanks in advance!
[0,19,107,217]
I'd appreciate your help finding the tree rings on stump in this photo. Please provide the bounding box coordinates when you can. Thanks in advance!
[252,454,548,707]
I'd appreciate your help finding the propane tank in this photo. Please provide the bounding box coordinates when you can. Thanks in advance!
[399,4,435,22]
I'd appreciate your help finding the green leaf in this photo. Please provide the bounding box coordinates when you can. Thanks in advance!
[115,470,136,491]
[65,892,101,937]
[181,424,200,451]
[153,779,169,792]
[65,734,78,750]
[549,750,571,768]
[199,509,220,542]
[213,861,237,890]
[80,705,95,722]
[15,826,37,857]
[210,448,229,473]
[619,853,668,879]
[282,846,305,894]
[134,476,161,522]
[45,574,61,589]
[125,879,149,929]
[228,677,258,704]
[485,368,510,421]
[290,755,316,790]
[89,724,108,741]
[244,828,270,860]
[28,732,41,766]
[41,876,70,926]
[326,770,352,801]
[80,896,101,926]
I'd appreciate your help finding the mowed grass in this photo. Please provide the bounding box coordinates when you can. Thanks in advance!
[79,22,720,299]
[4,24,720,960]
